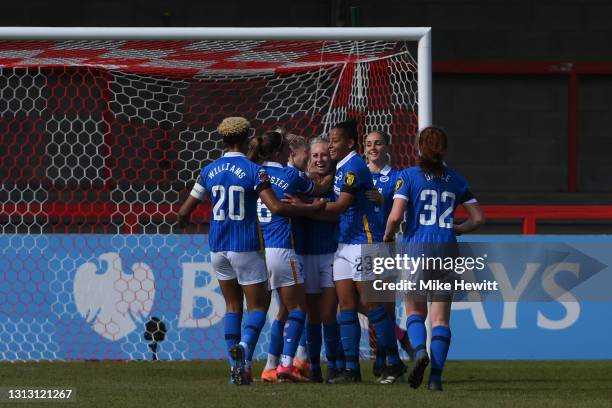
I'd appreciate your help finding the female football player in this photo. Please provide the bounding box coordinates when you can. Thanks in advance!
[177,117,323,385]
[384,126,485,391]
[298,137,344,382]
[364,130,413,377]
[314,120,406,384]
[248,130,330,382]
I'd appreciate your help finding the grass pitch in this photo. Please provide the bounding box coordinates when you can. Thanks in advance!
[1,360,611,408]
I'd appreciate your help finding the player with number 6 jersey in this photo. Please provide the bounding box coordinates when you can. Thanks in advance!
[248,129,330,383]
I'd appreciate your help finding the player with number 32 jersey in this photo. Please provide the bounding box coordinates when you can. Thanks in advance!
[393,165,476,243]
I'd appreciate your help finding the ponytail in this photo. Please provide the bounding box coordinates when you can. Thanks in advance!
[247,130,283,163]
[247,134,263,163]
[418,127,448,176]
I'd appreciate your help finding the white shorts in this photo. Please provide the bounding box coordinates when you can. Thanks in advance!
[265,248,304,290]
[303,253,335,294]
[211,251,267,286]
[333,242,390,282]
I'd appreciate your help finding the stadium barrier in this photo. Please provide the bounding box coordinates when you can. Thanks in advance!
[455,205,612,234]
[1,234,610,361]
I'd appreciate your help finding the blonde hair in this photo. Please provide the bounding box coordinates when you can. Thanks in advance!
[287,133,308,152]
[217,117,250,145]
[309,136,328,147]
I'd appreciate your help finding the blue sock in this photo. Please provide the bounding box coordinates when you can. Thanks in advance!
[430,326,451,382]
[281,310,306,366]
[241,310,267,362]
[375,349,386,371]
[323,322,340,370]
[384,313,401,366]
[224,312,242,366]
[369,321,386,371]
[339,309,360,371]
[306,323,322,370]
[268,319,285,358]
[336,339,346,370]
[367,306,401,366]
[299,328,307,348]
[406,314,427,358]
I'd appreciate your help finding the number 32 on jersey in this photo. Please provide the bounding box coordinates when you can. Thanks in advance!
[419,189,455,228]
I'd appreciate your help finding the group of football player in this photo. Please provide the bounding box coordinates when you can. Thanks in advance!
[178,116,485,391]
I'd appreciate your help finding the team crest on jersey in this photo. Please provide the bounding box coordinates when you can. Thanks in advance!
[257,168,270,183]
[380,175,389,182]
[395,177,404,192]
[344,171,357,187]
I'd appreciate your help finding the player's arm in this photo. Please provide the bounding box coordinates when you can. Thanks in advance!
[310,173,334,197]
[259,187,324,217]
[177,177,206,228]
[384,174,408,241]
[364,189,383,205]
[454,201,485,235]
[177,196,200,228]
[384,197,407,242]
[320,168,359,215]
[321,191,353,215]
[282,193,340,222]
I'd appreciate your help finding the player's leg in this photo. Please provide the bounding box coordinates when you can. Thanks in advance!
[218,278,243,377]
[318,254,341,382]
[212,252,246,384]
[262,297,287,383]
[356,282,405,384]
[371,303,393,378]
[277,283,308,381]
[296,326,309,370]
[383,302,412,359]
[427,300,452,391]
[231,251,270,385]
[327,277,362,384]
[269,249,308,382]
[320,286,341,382]
[302,254,325,381]
[240,280,270,383]
[405,294,429,389]
[355,243,405,384]
[326,244,364,384]
[304,292,322,381]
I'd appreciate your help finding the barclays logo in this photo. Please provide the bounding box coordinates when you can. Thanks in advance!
[73,252,155,341]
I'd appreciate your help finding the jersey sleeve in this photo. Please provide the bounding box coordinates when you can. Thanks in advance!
[339,162,360,195]
[392,169,410,201]
[458,176,477,204]
[189,169,207,201]
[253,166,272,193]
[293,172,314,195]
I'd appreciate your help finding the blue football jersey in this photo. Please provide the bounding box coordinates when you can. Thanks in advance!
[334,151,384,244]
[190,152,271,252]
[295,190,338,255]
[257,162,314,249]
[393,165,476,243]
[371,165,401,222]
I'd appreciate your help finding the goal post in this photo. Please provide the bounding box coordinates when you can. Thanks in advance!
[0,26,432,130]
[0,27,432,361]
